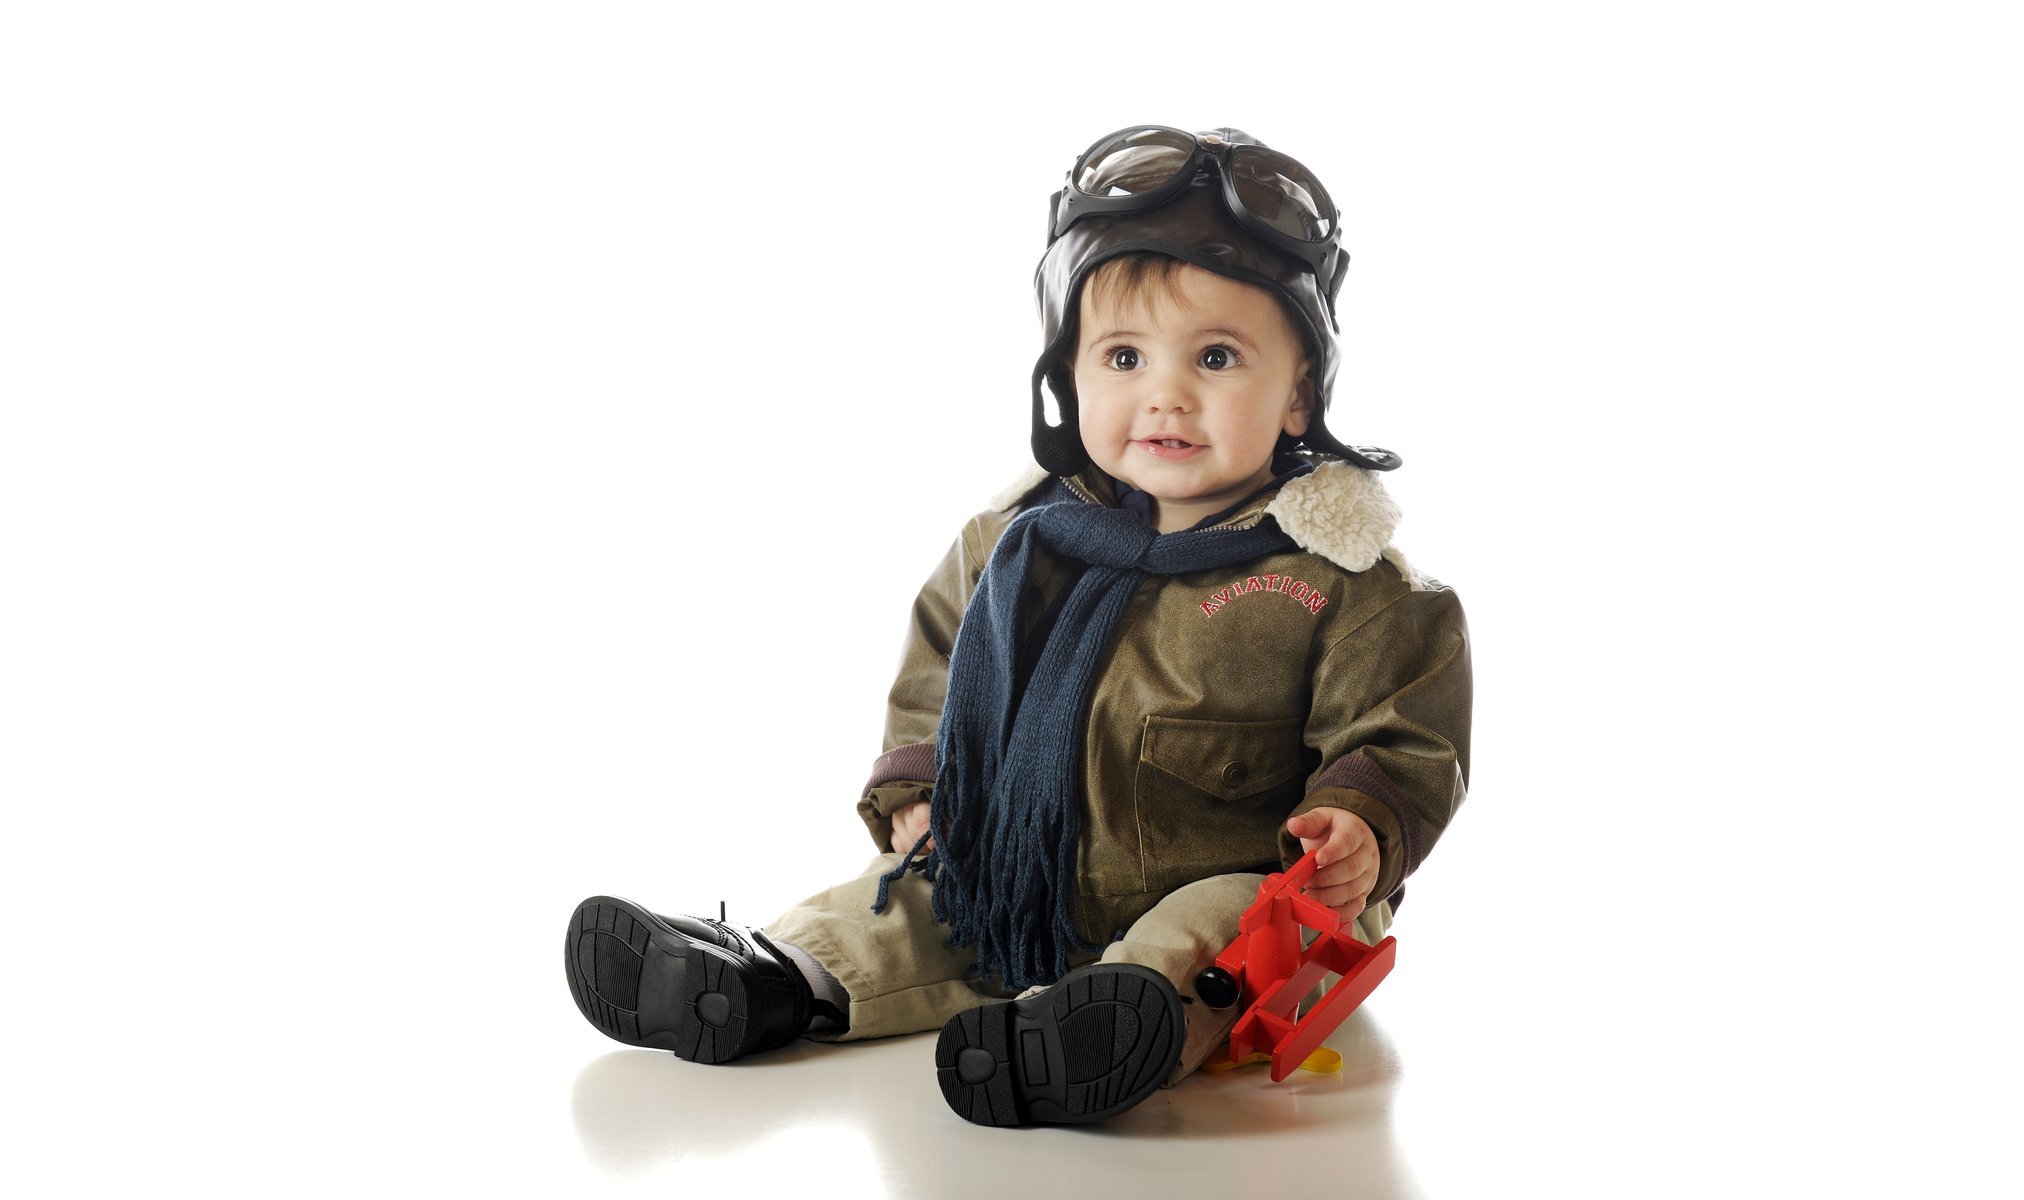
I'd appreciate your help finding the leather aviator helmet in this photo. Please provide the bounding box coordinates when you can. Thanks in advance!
[1030,125,1400,477]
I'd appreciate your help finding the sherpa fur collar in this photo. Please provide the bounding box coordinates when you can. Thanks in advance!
[987,459,1431,589]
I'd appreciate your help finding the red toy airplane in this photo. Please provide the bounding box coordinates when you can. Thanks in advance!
[1194,848,1398,1082]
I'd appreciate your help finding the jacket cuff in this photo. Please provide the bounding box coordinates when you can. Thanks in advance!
[859,781,933,851]
[858,741,937,851]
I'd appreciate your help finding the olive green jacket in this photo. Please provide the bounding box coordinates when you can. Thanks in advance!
[857,455,1473,943]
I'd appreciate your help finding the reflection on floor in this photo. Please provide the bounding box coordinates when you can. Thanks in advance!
[570,1010,1422,1199]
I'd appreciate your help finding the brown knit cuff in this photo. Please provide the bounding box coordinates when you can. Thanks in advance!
[1309,751,1422,878]
[857,741,938,852]
[862,741,935,794]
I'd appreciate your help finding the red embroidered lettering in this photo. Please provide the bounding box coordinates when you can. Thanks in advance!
[1195,579,1331,616]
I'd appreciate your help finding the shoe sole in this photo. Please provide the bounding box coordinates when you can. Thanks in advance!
[934,962,1183,1126]
[564,896,758,1063]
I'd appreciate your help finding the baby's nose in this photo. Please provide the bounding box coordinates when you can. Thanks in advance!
[1142,369,1196,411]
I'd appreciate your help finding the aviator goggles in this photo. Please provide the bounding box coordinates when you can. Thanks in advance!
[1047,125,1349,305]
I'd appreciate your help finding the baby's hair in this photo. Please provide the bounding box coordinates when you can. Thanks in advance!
[1081,253,1195,324]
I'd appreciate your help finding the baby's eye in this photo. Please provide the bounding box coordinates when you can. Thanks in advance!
[1200,345,1238,370]
[1104,347,1142,371]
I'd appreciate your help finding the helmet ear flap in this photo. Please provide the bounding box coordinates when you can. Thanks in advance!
[1031,362,1089,475]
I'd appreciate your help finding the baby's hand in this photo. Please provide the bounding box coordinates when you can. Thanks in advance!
[1284,808,1378,921]
[889,800,935,856]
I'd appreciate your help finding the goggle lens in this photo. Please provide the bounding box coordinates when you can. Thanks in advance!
[1230,146,1335,242]
[1073,128,1196,197]
[1071,129,1335,244]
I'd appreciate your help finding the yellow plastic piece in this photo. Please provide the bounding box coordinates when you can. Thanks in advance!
[1203,1051,1273,1073]
[1203,1047,1343,1075]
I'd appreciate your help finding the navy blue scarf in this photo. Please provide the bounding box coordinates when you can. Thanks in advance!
[873,477,1300,989]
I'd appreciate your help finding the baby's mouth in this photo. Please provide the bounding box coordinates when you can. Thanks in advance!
[1137,437,1205,460]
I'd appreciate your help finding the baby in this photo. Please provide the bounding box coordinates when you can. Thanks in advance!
[565,125,1473,1127]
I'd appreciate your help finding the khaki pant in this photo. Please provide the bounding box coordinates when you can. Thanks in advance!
[764,853,1394,1086]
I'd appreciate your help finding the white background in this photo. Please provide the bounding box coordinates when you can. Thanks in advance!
[4,2,2018,1195]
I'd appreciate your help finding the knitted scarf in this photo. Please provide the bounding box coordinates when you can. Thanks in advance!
[872,478,1299,990]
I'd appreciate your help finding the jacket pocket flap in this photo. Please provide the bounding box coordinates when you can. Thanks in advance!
[1139,714,1309,802]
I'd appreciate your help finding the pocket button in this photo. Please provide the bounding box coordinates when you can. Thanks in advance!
[1220,761,1249,787]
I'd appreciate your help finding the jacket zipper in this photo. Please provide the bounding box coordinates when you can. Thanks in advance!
[1059,474,1268,534]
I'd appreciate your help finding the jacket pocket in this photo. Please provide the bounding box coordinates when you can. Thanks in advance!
[1139,713,1310,802]
[1092,714,1313,900]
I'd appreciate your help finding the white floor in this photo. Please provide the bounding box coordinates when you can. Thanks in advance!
[565,1015,1419,1199]
[10,835,2013,1197]
[398,881,2012,1197]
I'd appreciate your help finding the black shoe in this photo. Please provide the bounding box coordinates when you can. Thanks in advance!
[934,962,1184,1126]
[564,896,813,1063]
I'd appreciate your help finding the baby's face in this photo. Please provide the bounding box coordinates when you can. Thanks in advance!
[1072,262,1313,534]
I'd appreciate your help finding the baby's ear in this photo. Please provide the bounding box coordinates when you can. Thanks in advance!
[1284,372,1316,437]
